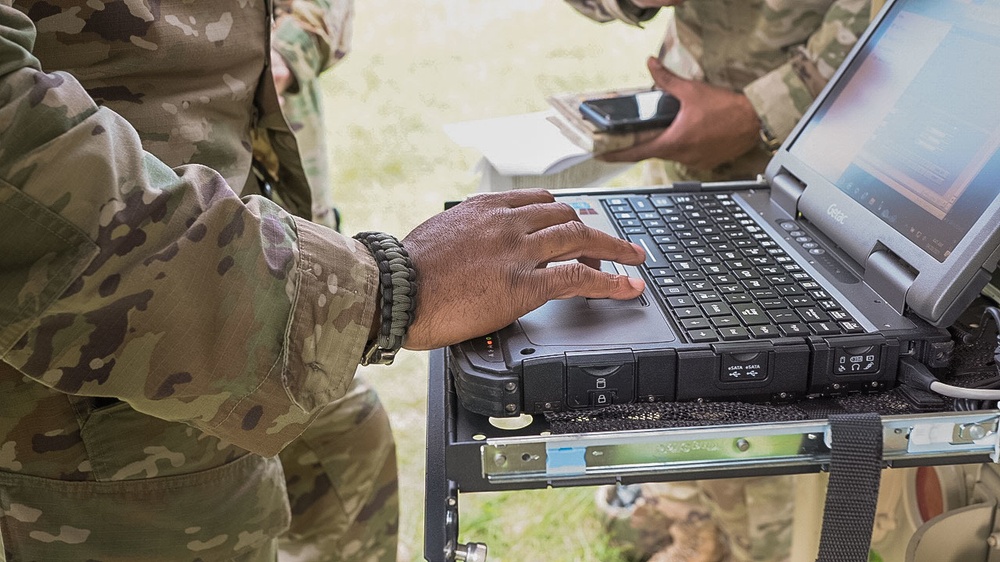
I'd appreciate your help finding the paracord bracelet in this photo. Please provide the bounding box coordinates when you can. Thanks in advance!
[353,231,417,365]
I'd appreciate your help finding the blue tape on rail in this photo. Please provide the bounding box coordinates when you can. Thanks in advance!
[547,446,587,475]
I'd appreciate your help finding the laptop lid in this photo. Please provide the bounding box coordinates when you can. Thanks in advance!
[764,0,1000,327]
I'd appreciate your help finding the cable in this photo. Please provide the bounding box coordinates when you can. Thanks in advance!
[900,356,1000,401]
[898,305,1000,409]
[929,381,1000,400]
[961,305,1000,347]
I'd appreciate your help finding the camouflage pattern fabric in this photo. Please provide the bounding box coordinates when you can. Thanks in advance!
[698,477,794,562]
[0,0,399,559]
[564,0,873,182]
[598,479,792,562]
[597,481,728,561]
[267,0,355,231]
[278,375,398,562]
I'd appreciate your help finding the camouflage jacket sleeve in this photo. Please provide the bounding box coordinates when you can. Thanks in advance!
[743,0,872,143]
[0,3,377,457]
[562,0,658,26]
[272,0,353,88]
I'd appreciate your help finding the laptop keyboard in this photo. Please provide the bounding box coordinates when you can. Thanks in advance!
[606,193,865,343]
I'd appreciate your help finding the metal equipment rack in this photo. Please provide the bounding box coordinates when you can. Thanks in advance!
[424,349,1000,562]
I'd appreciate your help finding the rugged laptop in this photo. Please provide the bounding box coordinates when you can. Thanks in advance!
[451,0,1000,418]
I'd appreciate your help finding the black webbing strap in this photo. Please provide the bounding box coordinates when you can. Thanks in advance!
[816,412,883,562]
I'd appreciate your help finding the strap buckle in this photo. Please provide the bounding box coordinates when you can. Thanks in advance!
[361,342,398,366]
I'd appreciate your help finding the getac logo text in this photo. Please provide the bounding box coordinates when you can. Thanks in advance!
[827,204,847,224]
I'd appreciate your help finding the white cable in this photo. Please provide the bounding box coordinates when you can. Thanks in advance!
[928,380,1000,400]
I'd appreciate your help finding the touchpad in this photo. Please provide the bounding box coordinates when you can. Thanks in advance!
[517,293,676,346]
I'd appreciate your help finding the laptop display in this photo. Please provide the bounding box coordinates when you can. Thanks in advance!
[790,0,1000,262]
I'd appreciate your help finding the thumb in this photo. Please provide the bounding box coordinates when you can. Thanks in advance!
[646,56,689,98]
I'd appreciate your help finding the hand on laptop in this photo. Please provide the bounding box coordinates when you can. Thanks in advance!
[401,189,647,350]
[598,56,761,171]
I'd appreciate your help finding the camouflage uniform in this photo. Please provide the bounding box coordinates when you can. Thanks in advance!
[264,0,354,231]
[565,1,873,560]
[0,0,397,559]
[564,0,874,182]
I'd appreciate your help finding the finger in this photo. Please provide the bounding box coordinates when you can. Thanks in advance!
[536,262,646,300]
[518,201,583,233]
[467,188,554,209]
[529,221,646,264]
[599,140,661,163]
[646,56,689,97]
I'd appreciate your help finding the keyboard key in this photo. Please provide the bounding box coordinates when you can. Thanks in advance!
[659,286,687,296]
[780,323,810,336]
[680,271,706,281]
[712,315,741,327]
[667,296,696,308]
[628,196,654,212]
[839,321,865,333]
[628,234,666,267]
[749,325,780,338]
[693,291,721,303]
[776,285,804,296]
[741,278,769,290]
[818,300,841,311]
[702,302,733,317]
[758,298,786,309]
[719,326,750,341]
[786,296,815,307]
[799,307,830,322]
[674,307,703,319]
[733,304,770,325]
[768,309,799,323]
[809,322,840,335]
[681,317,712,329]
[687,329,719,343]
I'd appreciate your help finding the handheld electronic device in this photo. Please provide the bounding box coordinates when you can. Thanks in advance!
[579,89,680,133]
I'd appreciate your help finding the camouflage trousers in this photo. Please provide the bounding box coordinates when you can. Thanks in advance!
[0,375,398,562]
[599,476,794,562]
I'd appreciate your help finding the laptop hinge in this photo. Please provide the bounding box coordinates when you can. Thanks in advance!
[771,171,806,216]
[864,247,916,315]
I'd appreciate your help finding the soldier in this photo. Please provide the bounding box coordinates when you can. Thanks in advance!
[261,0,353,232]
[565,0,875,183]
[0,3,648,562]
[563,1,877,560]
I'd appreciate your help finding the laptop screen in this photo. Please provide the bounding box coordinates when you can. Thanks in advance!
[789,0,1000,263]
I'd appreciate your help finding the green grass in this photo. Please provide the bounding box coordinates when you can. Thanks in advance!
[323,2,665,559]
